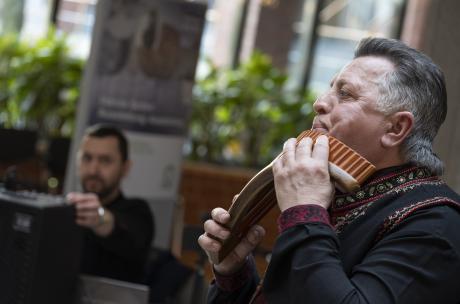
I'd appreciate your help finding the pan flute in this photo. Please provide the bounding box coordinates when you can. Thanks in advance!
[209,130,376,264]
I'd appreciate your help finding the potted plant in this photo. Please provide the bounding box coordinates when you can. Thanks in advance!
[187,51,316,168]
[180,51,316,255]
[0,30,84,190]
[0,29,84,138]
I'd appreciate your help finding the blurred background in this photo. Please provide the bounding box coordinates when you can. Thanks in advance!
[1,0,460,297]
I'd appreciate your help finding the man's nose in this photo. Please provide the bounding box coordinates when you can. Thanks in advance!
[313,92,333,115]
[86,160,100,175]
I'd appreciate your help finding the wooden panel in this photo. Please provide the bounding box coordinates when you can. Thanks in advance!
[179,162,282,249]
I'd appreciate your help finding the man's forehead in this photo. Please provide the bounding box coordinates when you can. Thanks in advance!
[80,136,120,155]
[332,56,394,86]
[349,56,394,76]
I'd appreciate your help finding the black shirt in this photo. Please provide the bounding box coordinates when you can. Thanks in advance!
[80,193,154,283]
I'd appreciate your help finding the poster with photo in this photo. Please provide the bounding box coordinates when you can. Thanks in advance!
[65,0,206,248]
[88,0,205,135]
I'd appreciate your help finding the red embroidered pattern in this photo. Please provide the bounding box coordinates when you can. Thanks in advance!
[375,197,460,242]
[278,204,331,233]
[332,167,434,211]
[330,167,444,234]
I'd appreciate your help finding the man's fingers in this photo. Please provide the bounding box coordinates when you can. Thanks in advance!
[312,135,329,164]
[74,199,99,207]
[203,219,230,240]
[199,207,232,265]
[210,207,230,224]
[247,225,265,244]
[67,192,98,204]
[66,192,77,204]
[272,153,283,175]
[282,138,296,166]
[198,233,221,253]
[296,137,313,162]
[232,225,265,260]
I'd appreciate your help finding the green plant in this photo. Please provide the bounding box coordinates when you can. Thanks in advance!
[188,51,316,168]
[0,29,84,137]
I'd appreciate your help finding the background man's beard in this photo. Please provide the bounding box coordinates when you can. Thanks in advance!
[94,184,118,202]
[82,176,119,202]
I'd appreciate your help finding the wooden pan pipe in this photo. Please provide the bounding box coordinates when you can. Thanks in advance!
[209,130,376,264]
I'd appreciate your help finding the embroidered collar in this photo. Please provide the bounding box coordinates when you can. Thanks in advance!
[331,165,439,212]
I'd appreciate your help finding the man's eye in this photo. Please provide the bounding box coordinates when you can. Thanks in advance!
[338,89,353,100]
[99,157,112,165]
[339,89,349,97]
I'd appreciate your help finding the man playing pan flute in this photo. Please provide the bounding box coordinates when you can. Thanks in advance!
[198,37,460,303]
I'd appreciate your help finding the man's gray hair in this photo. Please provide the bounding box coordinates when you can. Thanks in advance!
[354,37,447,175]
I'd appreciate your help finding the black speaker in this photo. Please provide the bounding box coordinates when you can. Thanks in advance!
[0,189,83,304]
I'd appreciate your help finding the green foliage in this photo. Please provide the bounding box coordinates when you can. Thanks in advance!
[188,51,316,168]
[0,29,84,137]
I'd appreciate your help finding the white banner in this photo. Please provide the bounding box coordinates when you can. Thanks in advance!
[65,0,206,248]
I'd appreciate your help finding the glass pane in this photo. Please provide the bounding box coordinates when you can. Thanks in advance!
[297,0,406,94]
[286,0,319,91]
[0,0,52,38]
[196,0,247,78]
[56,0,98,58]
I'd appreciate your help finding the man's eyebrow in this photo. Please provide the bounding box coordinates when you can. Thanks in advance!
[80,152,92,159]
[333,78,362,94]
[334,78,346,88]
[98,154,112,159]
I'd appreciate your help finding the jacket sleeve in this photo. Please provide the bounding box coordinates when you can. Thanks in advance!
[263,204,460,304]
[94,199,154,260]
[207,255,260,303]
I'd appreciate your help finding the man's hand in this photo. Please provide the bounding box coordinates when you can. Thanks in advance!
[67,192,115,237]
[273,135,334,212]
[198,206,265,276]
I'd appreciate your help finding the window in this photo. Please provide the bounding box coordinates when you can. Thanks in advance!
[1,0,52,39]
[55,0,97,58]
[287,0,406,94]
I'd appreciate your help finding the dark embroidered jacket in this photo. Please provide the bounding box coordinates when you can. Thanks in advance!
[208,165,460,303]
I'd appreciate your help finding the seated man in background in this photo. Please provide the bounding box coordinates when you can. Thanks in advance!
[67,124,154,284]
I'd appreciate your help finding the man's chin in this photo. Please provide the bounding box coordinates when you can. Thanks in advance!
[83,186,117,202]
[83,184,104,196]
[83,179,102,189]
[82,187,110,200]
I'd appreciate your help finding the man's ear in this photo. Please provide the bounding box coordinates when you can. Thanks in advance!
[381,111,414,148]
[122,159,133,178]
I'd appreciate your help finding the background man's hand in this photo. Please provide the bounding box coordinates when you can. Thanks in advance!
[67,192,114,236]
[198,207,265,275]
[273,135,334,212]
